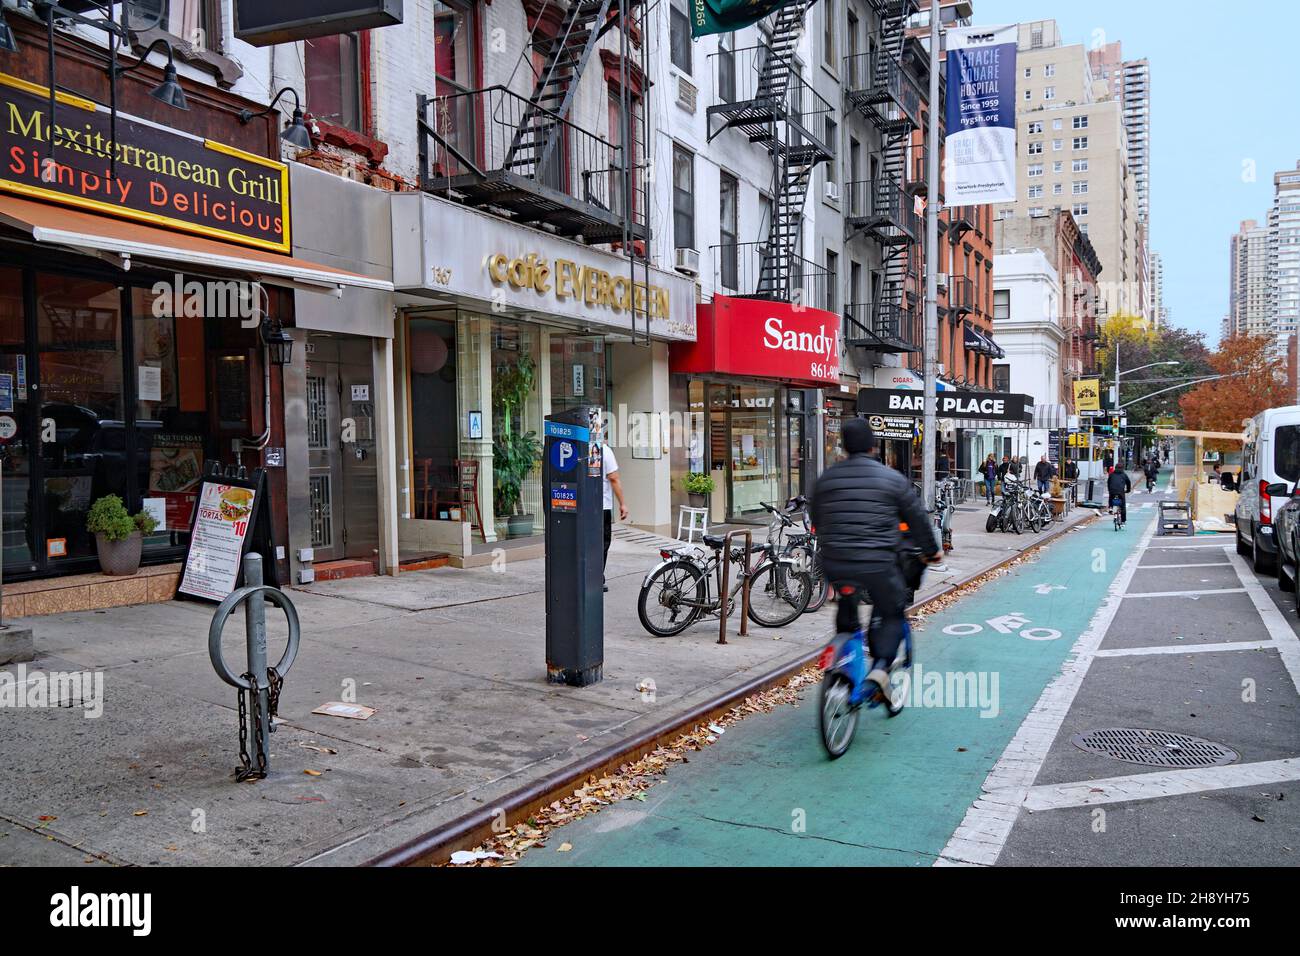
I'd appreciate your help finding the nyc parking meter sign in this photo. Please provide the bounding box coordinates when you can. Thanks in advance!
[542,406,605,685]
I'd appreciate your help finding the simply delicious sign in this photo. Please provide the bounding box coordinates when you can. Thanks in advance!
[857,388,1029,424]
[1,74,290,252]
[944,25,1018,205]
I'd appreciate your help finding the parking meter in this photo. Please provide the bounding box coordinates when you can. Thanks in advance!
[542,406,605,686]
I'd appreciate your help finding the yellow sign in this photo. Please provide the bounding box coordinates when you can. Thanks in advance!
[1073,378,1101,412]
[487,252,670,319]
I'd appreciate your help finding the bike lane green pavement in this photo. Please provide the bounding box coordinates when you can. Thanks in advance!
[522,517,1144,867]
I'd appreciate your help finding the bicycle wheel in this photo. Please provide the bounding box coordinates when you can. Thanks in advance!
[986,512,999,533]
[637,560,707,637]
[746,562,812,627]
[787,544,829,613]
[819,673,858,759]
[1007,504,1023,535]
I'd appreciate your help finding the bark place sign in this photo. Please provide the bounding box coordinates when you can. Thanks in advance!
[856,388,1030,424]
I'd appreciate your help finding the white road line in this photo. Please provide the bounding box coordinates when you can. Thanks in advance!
[1122,588,1245,599]
[935,519,1157,867]
[1014,758,1300,813]
[1224,551,1300,695]
[1135,562,1231,569]
[1094,640,1276,657]
[1143,543,1237,551]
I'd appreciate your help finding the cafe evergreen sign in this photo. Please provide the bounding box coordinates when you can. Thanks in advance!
[690,0,799,37]
[1,74,290,252]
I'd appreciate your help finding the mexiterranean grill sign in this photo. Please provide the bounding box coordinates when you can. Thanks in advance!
[1,73,290,252]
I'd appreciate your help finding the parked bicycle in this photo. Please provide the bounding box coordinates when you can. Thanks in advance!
[913,478,958,552]
[637,528,813,637]
[765,497,830,613]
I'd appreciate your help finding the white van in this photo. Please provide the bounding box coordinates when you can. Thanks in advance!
[1235,406,1300,571]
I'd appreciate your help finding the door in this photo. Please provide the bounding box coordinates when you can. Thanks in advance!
[305,335,380,563]
[0,267,34,574]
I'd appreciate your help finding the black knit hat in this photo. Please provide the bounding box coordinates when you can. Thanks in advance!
[843,417,877,454]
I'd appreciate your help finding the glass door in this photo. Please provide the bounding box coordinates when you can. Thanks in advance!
[0,267,34,574]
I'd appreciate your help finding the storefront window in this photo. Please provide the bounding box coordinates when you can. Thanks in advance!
[0,267,31,570]
[132,287,208,557]
[35,274,126,564]
[711,384,780,520]
[491,321,542,538]
[408,317,460,522]
[549,335,605,415]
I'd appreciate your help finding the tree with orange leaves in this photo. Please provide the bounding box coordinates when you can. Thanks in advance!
[1179,334,1290,442]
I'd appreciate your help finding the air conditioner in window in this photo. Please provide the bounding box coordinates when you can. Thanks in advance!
[824,181,841,202]
[675,247,701,276]
[936,272,949,292]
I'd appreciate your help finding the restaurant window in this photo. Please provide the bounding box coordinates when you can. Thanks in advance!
[550,335,606,415]
[305,32,363,132]
[490,322,543,539]
[0,267,31,569]
[719,171,739,290]
[130,0,220,50]
[673,145,694,249]
[407,316,459,520]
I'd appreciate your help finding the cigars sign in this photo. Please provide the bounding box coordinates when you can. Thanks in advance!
[671,295,841,386]
[1,74,290,252]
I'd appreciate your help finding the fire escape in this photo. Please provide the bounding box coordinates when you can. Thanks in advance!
[843,0,922,354]
[706,2,834,304]
[417,0,652,338]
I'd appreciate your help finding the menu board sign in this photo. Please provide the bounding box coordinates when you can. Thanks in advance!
[178,478,260,601]
[148,433,204,531]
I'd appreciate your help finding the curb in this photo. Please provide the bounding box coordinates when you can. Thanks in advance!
[363,512,1095,867]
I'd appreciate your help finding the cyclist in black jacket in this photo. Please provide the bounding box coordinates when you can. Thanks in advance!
[810,418,941,704]
[1107,466,1132,526]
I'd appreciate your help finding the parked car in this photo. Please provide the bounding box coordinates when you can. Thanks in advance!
[1272,490,1300,615]
[1235,406,1300,573]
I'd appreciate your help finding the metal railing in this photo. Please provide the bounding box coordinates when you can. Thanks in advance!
[844,301,922,351]
[948,274,975,313]
[708,44,834,146]
[842,50,924,129]
[845,178,921,241]
[417,85,644,227]
[712,242,831,306]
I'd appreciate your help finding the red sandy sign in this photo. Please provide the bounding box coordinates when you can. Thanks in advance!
[671,295,841,386]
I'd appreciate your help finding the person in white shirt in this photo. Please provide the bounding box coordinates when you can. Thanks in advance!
[601,441,628,592]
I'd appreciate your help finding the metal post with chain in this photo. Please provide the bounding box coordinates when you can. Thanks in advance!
[210,554,301,782]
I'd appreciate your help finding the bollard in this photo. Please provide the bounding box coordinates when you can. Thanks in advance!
[209,553,301,781]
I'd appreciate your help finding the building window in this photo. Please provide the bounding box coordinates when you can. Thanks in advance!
[1027,141,1043,155]
[1073,203,1089,217]
[130,0,220,50]
[670,0,691,73]
[823,0,836,67]
[1052,183,1063,195]
[993,364,1011,392]
[1073,159,1089,172]
[1028,185,1043,199]
[1027,164,1044,177]
[1044,86,1056,100]
[1052,139,1063,151]
[305,32,362,132]
[1045,63,1056,77]
[1024,88,1032,100]
[994,290,1010,320]
[719,171,738,289]
[718,31,735,102]
[825,118,838,184]
[825,249,838,313]
[1072,180,1089,195]
[1023,67,1031,79]
[1073,137,1089,150]
[1029,206,1046,216]
[1028,121,1042,134]
[1053,118,1063,130]
[1073,115,1089,129]
[673,145,694,249]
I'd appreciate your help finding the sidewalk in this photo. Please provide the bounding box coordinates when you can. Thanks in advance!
[0,503,1091,866]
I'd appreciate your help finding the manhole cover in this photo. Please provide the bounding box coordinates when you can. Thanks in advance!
[1070,728,1238,768]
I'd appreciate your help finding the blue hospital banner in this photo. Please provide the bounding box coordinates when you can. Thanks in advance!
[945,24,1019,205]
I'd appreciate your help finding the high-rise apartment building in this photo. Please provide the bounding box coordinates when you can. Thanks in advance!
[1089,44,1150,227]
[995,21,1146,325]
[1229,219,1274,339]
[1271,163,1300,346]
[1150,250,1167,328]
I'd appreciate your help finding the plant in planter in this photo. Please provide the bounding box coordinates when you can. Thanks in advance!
[682,472,715,509]
[86,495,158,576]
[492,354,541,538]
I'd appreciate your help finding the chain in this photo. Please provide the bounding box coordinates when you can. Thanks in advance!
[234,672,263,782]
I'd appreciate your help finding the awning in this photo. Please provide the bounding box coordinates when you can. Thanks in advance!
[962,321,1005,359]
[0,194,393,294]
[1032,403,1069,430]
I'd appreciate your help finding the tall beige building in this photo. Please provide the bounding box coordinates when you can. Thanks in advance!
[994,20,1146,325]
[1229,219,1273,339]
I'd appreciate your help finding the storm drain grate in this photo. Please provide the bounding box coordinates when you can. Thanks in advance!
[1070,728,1239,769]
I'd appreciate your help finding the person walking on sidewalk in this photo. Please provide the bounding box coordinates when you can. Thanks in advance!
[1107,466,1131,527]
[1034,455,1055,495]
[600,438,629,593]
[981,453,998,505]
[810,419,942,708]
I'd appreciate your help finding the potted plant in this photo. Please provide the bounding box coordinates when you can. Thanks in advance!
[86,495,158,576]
[682,472,715,509]
[492,354,541,538]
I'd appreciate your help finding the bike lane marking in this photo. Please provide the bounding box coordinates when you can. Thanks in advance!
[521,518,1141,868]
[935,516,1155,867]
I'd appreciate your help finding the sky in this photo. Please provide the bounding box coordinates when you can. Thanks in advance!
[975,0,1300,346]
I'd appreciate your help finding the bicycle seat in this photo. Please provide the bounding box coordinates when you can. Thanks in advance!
[703,534,728,549]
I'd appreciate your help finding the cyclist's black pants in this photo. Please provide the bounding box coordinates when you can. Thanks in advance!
[822,559,907,667]
[1112,494,1127,524]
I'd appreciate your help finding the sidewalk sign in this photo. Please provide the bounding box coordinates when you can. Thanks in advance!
[177,461,279,602]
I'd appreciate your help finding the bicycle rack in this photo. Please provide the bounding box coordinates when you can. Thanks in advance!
[716,529,753,645]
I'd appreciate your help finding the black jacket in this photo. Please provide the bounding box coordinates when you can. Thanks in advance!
[810,453,939,565]
[1034,461,1055,482]
[1107,470,1132,498]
